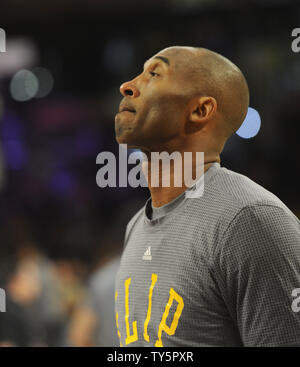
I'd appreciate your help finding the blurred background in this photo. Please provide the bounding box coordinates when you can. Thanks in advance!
[0,0,299,346]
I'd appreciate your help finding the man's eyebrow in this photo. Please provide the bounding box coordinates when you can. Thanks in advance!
[144,55,170,69]
[153,56,170,65]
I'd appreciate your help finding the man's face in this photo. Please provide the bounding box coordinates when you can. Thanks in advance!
[114,48,193,151]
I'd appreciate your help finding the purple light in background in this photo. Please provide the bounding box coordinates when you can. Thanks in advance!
[31,98,89,132]
[50,170,77,196]
[3,139,27,170]
[1,112,23,140]
[74,130,99,158]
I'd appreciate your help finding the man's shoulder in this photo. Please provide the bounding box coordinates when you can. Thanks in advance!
[213,166,286,208]
[199,165,292,220]
[210,168,300,259]
[185,165,298,243]
[124,204,145,243]
[127,204,145,227]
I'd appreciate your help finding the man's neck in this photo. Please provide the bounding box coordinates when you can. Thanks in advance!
[143,155,220,208]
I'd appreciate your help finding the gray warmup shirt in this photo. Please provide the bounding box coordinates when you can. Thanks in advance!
[115,163,300,346]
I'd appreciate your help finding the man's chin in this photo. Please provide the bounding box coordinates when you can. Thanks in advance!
[115,130,138,148]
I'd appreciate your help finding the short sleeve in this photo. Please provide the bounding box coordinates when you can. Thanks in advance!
[215,204,300,346]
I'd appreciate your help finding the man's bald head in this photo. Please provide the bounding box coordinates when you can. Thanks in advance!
[158,46,250,141]
[116,46,249,154]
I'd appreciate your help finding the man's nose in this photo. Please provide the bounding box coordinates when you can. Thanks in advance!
[120,80,140,97]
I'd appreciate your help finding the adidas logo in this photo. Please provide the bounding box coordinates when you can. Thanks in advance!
[142,246,152,261]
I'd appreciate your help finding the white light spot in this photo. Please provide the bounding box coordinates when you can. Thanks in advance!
[10,69,39,102]
[32,67,54,98]
[236,107,261,139]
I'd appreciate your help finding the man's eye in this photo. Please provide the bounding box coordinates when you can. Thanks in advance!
[149,71,159,77]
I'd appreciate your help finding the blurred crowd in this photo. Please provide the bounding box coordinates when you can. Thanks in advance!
[0,233,122,346]
[0,0,299,346]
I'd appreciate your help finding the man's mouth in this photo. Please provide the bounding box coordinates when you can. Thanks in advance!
[120,107,136,113]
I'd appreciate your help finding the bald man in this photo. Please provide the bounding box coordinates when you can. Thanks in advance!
[114,46,300,347]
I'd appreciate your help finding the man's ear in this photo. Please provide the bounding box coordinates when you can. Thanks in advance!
[189,96,217,125]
